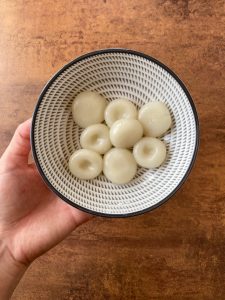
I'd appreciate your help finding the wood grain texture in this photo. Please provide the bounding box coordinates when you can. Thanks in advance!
[0,0,225,299]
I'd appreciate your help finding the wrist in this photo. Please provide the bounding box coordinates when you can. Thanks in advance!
[0,238,28,299]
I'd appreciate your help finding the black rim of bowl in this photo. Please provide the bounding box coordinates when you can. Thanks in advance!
[31,48,200,218]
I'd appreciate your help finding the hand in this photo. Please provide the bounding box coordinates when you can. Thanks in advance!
[0,119,92,298]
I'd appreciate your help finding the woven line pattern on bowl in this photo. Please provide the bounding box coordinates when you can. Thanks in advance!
[34,52,196,215]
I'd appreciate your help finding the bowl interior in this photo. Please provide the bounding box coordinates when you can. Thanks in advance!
[32,50,198,216]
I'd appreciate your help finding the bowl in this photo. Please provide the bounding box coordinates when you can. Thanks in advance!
[31,49,199,217]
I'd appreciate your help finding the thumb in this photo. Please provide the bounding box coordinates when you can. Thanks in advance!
[2,119,32,165]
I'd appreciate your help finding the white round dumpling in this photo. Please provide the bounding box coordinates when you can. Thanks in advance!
[110,119,143,148]
[138,102,172,137]
[103,148,137,184]
[104,98,138,127]
[133,137,166,168]
[69,149,103,180]
[72,91,107,128]
[80,124,112,154]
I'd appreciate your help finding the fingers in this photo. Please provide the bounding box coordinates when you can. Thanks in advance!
[3,119,32,165]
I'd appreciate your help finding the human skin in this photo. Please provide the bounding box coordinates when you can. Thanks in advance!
[0,119,92,299]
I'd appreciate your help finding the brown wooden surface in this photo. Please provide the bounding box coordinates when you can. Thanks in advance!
[1,0,225,299]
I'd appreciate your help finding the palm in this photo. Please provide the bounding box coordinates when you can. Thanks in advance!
[0,120,91,265]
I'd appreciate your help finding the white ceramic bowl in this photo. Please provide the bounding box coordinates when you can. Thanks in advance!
[31,49,199,217]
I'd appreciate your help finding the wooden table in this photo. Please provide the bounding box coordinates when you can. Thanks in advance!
[1,1,225,299]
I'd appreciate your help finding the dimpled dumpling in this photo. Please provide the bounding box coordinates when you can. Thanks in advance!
[104,98,138,127]
[133,137,166,168]
[80,124,112,155]
[69,149,103,180]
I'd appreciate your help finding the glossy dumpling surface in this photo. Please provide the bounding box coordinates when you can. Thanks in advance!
[138,102,172,137]
[80,124,112,154]
[110,119,143,148]
[133,137,166,168]
[72,91,107,128]
[103,148,137,184]
[104,98,138,127]
[69,149,103,179]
